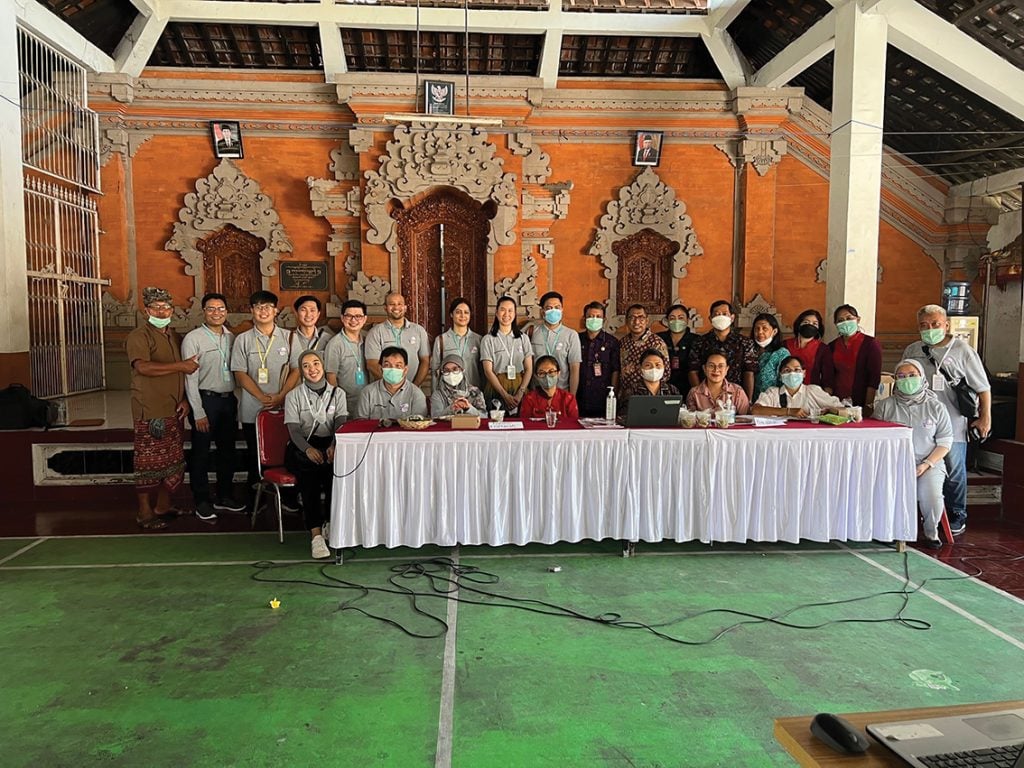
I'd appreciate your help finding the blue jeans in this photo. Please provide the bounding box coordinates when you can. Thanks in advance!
[943,441,968,524]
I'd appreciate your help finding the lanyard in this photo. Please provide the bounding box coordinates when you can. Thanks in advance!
[300,384,336,439]
[542,325,561,357]
[296,328,322,352]
[498,331,519,368]
[341,332,363,368]
[254,328,276,370]
[389,321,405,347]
[202,325,229,371]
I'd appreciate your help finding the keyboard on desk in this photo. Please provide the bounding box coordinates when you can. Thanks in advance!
[919,743,1024,768]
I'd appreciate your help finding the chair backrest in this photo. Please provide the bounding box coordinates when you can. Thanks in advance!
[255,409,290,471]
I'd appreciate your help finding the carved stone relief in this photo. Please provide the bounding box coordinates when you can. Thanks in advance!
[494,253,539,315]
[589,167,704,324]
[522,183,574,220]
[166,159,292,303]
[99,128,153,167]
[737,292,787,332]
[328,146,360,182]
[714,138,787,176]
[815,259,883,285]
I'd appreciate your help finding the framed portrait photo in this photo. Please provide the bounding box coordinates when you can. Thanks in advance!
[211,120,243,159]
[424,80,455,116]
[633,130,663,167]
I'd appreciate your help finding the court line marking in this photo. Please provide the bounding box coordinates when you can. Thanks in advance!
[434,547,459,768]
[0,538,47,566]
[843,545,1024,652]
[900,548,1024,608]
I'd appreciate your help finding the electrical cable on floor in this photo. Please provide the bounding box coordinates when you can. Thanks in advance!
[249,548,977,645]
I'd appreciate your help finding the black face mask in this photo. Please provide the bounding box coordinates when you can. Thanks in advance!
[798,323,820,339]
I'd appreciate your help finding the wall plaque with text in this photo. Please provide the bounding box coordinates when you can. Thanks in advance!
[280,261,328,291]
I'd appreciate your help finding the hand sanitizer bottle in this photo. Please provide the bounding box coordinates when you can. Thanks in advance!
[605,386,617,424]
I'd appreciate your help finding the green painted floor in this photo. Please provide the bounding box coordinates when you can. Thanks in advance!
[2,535,1023,767]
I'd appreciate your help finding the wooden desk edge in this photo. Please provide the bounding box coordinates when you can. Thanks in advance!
[774,700,1024,767]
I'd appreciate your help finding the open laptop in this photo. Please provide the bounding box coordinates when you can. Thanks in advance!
[867,707,1024,767]
[624,395,683,427]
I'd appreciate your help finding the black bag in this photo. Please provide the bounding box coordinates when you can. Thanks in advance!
[0,384,59,430]
[924,346,979,420]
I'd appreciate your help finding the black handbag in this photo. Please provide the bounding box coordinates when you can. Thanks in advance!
[925,345,979,419]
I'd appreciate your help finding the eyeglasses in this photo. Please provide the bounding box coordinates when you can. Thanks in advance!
[252,303,275,310]
[536,369,559,376]
[204,307,227,313]
[705,363,727,370]
[781,368,803,375]
[149,304,173,312]
[343,313,365,320]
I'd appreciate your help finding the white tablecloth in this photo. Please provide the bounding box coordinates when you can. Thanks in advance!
[329,424,917,549]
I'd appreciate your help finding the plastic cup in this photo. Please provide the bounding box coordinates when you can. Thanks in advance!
[715,409,730,428]
[695,410,711,428]
[680,410,696,428]
[489,410,504,423]
[545,410,558,428]
[809,407,821,424]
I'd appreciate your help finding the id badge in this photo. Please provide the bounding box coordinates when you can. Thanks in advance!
[506,364,516,379]
[355,368,366,386]
[671,356,680,370]
[593,362,602,377]
[932,374,945,392]
[257,367,269,385]
[222,367,232,382]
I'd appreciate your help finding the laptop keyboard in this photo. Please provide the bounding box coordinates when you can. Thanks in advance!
[919,743,1024,768]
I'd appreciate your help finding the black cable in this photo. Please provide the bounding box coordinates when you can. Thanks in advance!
[332,421,380,479]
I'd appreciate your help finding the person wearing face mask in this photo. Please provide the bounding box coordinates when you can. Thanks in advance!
[828,304,882,412]
[784,308,835,391]
[619,349,679,415]
[902,304,991,536]
[749,313,789,400]
[530,291,582,395]
[430,354,486,417]
[687,300,758,400]
[751,356,842,417]
[686,352,751,415]
[127,286,200,529]
[577,301,620,417]
[618,304,669,400]
[430,298,483,391]
[520,355,580,419]
[873,359,954,549]
[354,346,428,420]
[284,350,348,559]
[657,303,693,399]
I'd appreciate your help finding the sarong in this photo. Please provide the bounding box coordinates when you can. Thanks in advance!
[133,418,185,491]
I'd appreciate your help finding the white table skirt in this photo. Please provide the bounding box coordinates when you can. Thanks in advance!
[330,424,917,550]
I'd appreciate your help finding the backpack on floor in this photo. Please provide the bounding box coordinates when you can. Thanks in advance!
[0,384,59,429]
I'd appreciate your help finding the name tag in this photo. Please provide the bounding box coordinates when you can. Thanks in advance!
[932,375,945,392]
[257,367,269,385]
[355,368,366,386]
[506,365,516,379]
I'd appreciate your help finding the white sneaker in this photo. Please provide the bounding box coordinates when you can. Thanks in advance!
[311,534,330,560]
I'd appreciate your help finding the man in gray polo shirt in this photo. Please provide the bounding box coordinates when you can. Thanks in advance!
[230,290,293,494]
[182,292,245,521]
[355,346,428,420]
[531,290,582,394]
[364,292,430,388]
[902,303,991,536]
[325,298,369,413]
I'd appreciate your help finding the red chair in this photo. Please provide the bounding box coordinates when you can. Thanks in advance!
[252,409,296,543]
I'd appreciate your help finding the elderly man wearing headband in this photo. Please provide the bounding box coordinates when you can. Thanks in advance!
[126,287,199,529]
[874,358,953,549]
[284,349,348,559]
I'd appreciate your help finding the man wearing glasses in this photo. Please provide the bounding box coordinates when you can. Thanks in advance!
[126,287,199,529]
[181,293,245,522]
[324,299,370,414]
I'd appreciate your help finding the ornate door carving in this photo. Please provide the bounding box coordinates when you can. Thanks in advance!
[612,228,679,316]
[394,187,493,336]
[197,224,266,311]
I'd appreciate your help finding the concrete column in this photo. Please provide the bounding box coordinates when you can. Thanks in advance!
[824,1,888,336]
[0,4,31,386]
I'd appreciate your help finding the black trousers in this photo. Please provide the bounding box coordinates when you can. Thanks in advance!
[285,435,334,531]
[188,392,238,504]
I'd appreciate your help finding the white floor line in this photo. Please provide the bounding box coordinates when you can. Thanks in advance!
[0,538,47,566]
[25,530,279,539]
[900,548,1024,608]
[0,558,315,570]
[434,547,459,768]
[842,545,1024,653]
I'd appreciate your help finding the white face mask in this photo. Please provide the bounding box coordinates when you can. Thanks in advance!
[710,315,732,331]
[755,337,773,348]
[641,368,664,382]
[441,371,464,387]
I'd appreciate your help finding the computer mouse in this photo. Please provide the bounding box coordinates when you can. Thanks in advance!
[810,712,871,754]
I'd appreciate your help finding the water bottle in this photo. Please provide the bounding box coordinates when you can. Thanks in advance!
[605,386,617,424]
[725,392,735,425]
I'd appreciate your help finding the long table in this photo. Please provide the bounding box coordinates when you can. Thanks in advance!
[328,419,917,551]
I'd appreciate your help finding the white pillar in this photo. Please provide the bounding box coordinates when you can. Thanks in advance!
[0,5,30,359]
[824,1,888,335]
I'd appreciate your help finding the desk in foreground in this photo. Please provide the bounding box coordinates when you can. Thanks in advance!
[774,701,1024,767]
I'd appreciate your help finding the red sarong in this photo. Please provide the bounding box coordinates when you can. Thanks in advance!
[133,418,185,492]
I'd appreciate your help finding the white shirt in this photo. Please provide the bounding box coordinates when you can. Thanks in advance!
[756,383,841,412]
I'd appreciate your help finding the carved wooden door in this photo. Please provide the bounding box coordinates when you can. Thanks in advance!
[612,228,680,316]
[395,188,491,336]
[197,224,266,311]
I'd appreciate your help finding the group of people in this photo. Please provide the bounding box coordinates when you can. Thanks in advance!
[128,284,991,558]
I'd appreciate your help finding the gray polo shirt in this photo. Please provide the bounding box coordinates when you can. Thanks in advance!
[902,337,990,442]
[874,393,954,464]
[230,325,291,423]
[287,327,334,368]
[354,379,428,420]
[364,319,430,382]
[531,324,582,389]
[181,324,236,420]
[323,331,368,413]
[430,329,483,389]
[479,331,533,375]
[284,383,348,439]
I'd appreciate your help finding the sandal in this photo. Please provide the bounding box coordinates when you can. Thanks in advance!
[136,516,169,530]
[154,506,189,519]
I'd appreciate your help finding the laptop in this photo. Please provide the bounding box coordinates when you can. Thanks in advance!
[624,395,683,427]
[867,707,1024,767]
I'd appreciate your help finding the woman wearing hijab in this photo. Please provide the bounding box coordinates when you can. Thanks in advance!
[784,308,835,391]
[873,359,953,549]
[430,353,486,417]
[283,350,348,559]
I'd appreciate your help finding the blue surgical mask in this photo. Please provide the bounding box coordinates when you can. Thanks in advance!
[148,316,171,329]
[382,367,404,385]
[538,374,558,389]
[780,372,804,390]
[544,308,563,325]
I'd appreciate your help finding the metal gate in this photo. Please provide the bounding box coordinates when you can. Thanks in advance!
[24,176,108,397]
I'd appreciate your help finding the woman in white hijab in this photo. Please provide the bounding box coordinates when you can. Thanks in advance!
[873,358,953,549]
